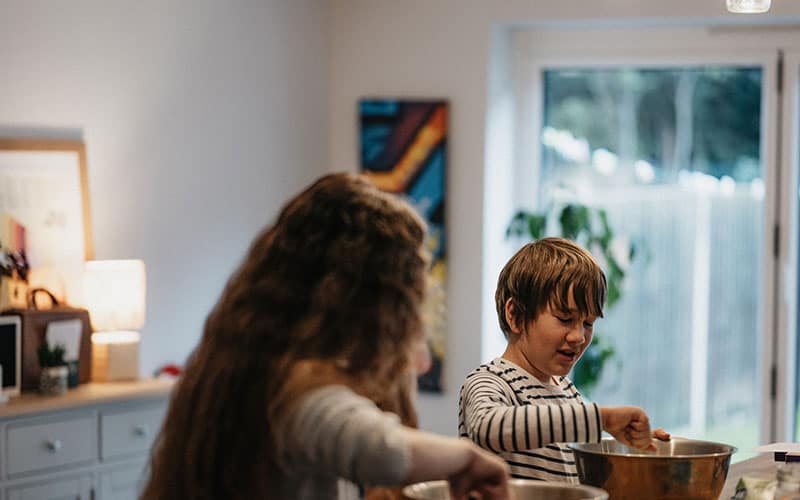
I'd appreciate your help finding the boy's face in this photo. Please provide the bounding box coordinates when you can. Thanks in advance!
[507,295,597,382]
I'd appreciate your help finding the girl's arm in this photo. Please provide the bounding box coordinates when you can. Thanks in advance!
[283,385,510,499]
[404,430,510,500]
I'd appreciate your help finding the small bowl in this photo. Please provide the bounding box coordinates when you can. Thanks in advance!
[569,437,736,500]
[402,478,608,499]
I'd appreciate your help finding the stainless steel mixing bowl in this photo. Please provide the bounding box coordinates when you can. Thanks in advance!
[402,479,609,499]
[569,437,736,500]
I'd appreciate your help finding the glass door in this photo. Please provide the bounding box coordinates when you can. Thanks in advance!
[537,64,770,454]
[781,50,800,442]
[509,25,786,454]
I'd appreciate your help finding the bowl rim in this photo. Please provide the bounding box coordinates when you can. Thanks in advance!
[401,479,449,494]
[507,478,608,494]
[508,479,609,498]
[567,437,737,459]
[402,479,609,498]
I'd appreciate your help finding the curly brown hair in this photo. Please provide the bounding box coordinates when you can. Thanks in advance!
[140,172,428,500]
[495,237,607,339]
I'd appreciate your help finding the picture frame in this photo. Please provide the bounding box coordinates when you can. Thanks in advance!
[0,315,21,398]
[0,138,94,305]
[358,98,448,393]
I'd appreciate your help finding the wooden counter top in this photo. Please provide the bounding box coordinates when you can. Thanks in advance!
[0,378,175,419]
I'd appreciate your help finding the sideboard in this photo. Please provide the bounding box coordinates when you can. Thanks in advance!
[0,379,173,500]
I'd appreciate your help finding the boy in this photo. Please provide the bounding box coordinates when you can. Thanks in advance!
[458,237,668,483]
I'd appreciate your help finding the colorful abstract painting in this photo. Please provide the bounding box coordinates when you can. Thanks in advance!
[359,99,447,393]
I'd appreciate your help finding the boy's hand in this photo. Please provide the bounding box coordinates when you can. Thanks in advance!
[653,428,671,442]
[599,406,656,451]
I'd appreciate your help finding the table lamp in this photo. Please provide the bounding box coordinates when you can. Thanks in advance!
[726,0,771,13]
[84,260,146,381]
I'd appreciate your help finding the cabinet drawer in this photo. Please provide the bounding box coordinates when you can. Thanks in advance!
[100,406,165,460]
[99,460,148,500]
[7,473,93,500]
[6,414,97,477]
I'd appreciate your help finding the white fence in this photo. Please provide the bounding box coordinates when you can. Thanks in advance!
[567,184,763,445]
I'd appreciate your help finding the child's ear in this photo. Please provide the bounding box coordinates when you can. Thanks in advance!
[505,298,521,335]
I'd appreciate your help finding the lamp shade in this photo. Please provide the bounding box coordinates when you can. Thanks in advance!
[84,260,146,332]
[726,0,771,13]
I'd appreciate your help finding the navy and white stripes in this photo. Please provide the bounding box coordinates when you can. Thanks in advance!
[458,358,602,483]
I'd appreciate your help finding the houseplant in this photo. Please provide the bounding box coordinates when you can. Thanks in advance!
[37,341,68,396]
[507,203,642,395]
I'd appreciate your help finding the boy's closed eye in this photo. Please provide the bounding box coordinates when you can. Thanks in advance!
[556,314,595,329]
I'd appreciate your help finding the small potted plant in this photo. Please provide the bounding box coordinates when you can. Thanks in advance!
[37,342,68,396]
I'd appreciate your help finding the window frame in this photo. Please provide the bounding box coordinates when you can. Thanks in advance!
[506,23,800,444]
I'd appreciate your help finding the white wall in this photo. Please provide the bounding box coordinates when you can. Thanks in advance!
[6,0,800,438]
[329,0,800,436]
[0,0,330,375]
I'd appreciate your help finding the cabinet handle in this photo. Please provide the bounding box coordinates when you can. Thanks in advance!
[133,425,149,438]
[44,439,63,452]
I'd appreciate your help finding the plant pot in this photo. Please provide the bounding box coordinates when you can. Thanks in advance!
[39,366,68,396]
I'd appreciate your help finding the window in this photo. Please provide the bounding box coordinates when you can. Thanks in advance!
[485,24,800,455]
[542,64,764,452]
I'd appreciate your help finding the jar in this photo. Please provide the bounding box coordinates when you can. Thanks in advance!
[775,459,800,500]
[39,366,68,396]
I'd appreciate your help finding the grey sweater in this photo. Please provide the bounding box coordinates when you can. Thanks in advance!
[273,385,412,499]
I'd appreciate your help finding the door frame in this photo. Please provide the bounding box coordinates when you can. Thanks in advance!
[511,23,800,443]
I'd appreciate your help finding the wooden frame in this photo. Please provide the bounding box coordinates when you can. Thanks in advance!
[0,139,93,260]
[0,138,93,305]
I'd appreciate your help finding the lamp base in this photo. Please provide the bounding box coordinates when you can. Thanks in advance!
[91,332,140,382]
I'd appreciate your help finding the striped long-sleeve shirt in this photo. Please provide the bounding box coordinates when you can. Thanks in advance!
[458,357,602,483]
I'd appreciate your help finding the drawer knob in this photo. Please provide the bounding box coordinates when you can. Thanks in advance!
[44,439,63,452]
[133,425,150,438]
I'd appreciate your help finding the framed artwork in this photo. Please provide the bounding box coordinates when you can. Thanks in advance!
[359,99,447,393]
[0,139,93,306]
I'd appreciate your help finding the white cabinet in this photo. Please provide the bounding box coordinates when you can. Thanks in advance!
[7,413,97,477]
[100,407,165,461]
[0,380,172,500]
[98,460,147,500]
[7,474,93,500]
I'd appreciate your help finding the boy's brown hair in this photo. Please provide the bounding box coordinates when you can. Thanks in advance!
[495,237,607,338]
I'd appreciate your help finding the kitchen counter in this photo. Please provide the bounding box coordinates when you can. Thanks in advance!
[0,378,174,499]
[0,377,174,418]
[720,453,777,499]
